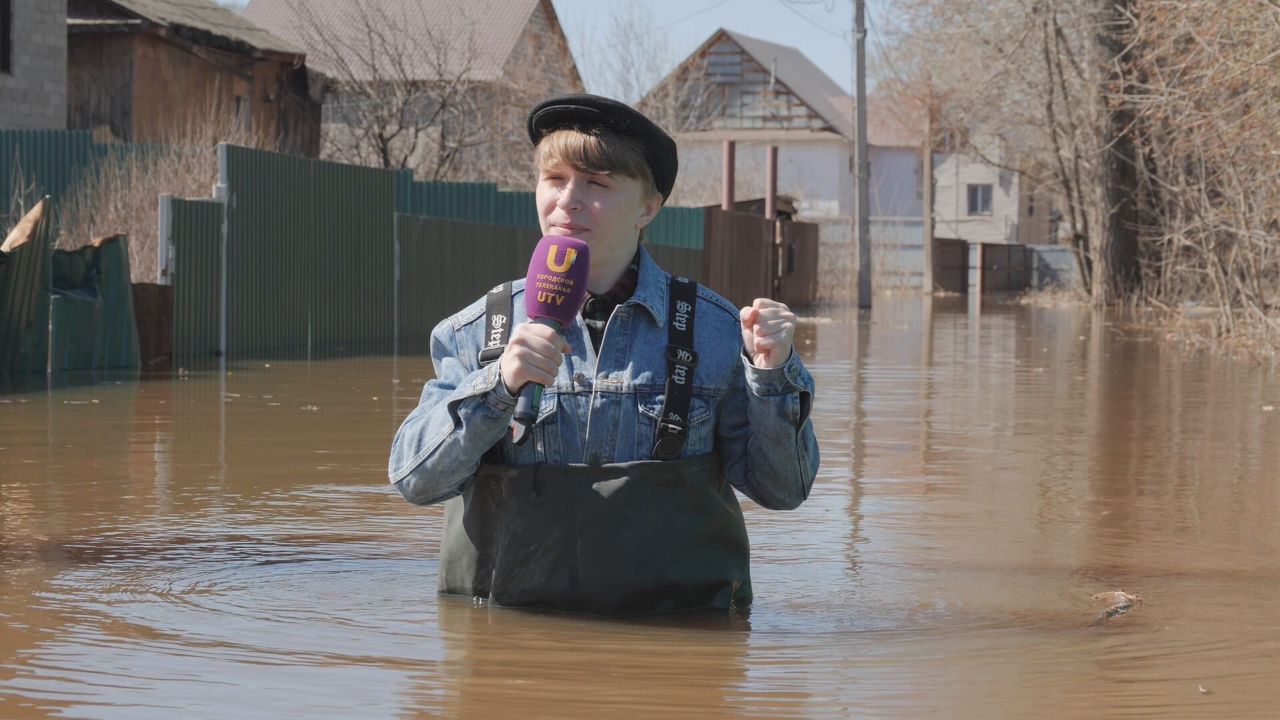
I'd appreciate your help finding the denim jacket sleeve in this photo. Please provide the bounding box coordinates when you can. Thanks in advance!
[388,315,517,505]
[716,348,819,510]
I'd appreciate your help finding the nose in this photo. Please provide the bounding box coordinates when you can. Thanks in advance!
[556,179,583,212]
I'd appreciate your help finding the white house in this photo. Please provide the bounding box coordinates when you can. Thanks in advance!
[645,29,926,299]
[933,139,1056,247]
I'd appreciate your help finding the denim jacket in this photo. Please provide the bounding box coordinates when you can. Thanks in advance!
[389,247,819,509]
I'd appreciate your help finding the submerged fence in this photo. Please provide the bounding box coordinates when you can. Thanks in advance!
[0,205,140,374]
[5,134,819,371]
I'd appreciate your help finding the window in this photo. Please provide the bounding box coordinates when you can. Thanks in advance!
[1,0,12,75]
[967,183,993,216]
[1028,194,1036,217]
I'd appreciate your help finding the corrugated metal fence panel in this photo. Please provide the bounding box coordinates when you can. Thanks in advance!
[646,206,706,281]
[310,157,396,355]
[48,237,139,370]
[1029,245,1083,291]
[406,180,498,223]
[494,190,539,229]
[169,197,224,368]
[0,205,51,373]
[778,220,819,310]
[702,209,774,309]
[396,214,538,354]
[222,144,316,359]
[647,206,704,250]
[0,130,96,222]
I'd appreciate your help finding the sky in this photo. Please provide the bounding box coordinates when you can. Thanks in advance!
[548,0,890,96]
[219,0,890,95]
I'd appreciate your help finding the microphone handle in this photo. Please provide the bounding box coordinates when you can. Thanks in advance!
[511,318,562,445]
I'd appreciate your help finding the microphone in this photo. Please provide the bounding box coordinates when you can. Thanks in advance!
[510,235,590,445]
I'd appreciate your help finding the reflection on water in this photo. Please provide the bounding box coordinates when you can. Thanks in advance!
[2,296,1278,718]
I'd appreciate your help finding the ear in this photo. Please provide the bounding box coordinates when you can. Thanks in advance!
[635,193,663,230]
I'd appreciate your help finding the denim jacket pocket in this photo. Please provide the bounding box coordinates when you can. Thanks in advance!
[503,390,560,464]
[636,392,715,458]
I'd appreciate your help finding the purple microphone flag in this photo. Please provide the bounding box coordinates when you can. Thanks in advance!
[525,235,591,326]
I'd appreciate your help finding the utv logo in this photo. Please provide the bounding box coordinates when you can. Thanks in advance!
[545,245,577,273]
[673,300,691,331]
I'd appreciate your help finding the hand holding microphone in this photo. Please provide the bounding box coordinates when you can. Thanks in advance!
[503,235,590,445]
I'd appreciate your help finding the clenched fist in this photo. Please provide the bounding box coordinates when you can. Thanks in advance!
[499,322,571,395]
[739,298,796,369]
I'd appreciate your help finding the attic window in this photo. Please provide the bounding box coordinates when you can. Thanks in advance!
[2,0,13,75]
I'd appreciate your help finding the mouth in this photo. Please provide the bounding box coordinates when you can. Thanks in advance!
[551,224,590,236]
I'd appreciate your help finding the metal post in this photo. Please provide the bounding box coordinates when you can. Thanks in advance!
[854,0,872,309]
[922,101,935,294]
[721,140,736,211]
[765,145,778,220]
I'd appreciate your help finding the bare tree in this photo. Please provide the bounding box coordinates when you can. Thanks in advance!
[879,0,1278,345]
[291,0,489,181]
[572,4,718,135]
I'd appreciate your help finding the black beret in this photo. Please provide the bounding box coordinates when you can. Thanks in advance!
[527,94,678,203]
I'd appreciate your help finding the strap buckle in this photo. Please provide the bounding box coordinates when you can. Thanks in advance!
[477,346,504,366]
[655,420,686,458]
[652,419,686,461]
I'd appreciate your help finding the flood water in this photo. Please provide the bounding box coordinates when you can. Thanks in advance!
[2,296,1279,718]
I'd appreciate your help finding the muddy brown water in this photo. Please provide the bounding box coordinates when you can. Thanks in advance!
[2,296,1278,718]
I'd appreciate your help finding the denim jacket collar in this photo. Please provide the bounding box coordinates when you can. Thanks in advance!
[625,245,668,327]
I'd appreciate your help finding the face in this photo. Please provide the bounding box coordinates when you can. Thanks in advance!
[536,161,661,290]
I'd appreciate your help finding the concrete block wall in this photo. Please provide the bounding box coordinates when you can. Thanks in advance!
[0,0,67,129]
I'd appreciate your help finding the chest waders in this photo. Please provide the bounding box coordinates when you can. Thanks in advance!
[437,277,752,614]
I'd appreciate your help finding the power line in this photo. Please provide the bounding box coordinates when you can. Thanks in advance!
[774,0,850,43]
[571,0,736,63]
[658,0,735,32]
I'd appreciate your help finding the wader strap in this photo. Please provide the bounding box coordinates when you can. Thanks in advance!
[477,282,512,367]
[653,276,698,461]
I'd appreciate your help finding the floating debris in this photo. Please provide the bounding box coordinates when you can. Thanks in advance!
[1198,684,1213,695]
[301,405,319,412]
[1092,590,1143,622]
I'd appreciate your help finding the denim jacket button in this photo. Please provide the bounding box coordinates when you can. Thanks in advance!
[573,372,587,385]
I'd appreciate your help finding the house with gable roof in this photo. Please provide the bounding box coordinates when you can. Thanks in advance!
[645,29,928,295]
[65,0,320,156]
[243,0,583,184]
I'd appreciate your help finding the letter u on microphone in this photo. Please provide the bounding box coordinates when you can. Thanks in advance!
[511,236,590,445]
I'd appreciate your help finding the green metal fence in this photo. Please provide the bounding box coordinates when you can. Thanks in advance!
[48,237,140,371]
[0,199,52,373]
[395,214,540,355]
[167,197,224,368]
[219,145,398,359]
[0,131,97,222]
[3,133,715,369]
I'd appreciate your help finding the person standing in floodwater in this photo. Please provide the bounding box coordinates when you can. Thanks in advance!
[387,94,819,614]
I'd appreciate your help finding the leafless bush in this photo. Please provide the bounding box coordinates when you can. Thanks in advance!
[1125,1,1280,346]
[55,93,271,283]
[879,0,1277,347]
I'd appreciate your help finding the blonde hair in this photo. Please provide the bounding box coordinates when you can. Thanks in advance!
[534,128,660,203]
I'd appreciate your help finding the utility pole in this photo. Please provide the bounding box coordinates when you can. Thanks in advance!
[853,0,872,308]
[922,90,935,294]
